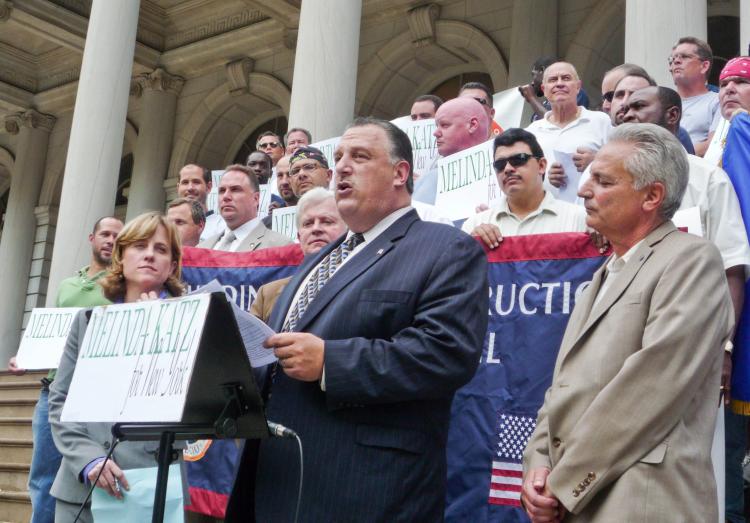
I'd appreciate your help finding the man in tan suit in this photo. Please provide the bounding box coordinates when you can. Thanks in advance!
[251,188,347,322]
[522,123,734,522]
[198,164,291,252]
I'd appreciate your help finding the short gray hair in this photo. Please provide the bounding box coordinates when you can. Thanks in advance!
[296,187,336,228]
[609,123,688,220]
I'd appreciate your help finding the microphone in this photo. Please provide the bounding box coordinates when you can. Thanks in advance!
[267,421,298,438]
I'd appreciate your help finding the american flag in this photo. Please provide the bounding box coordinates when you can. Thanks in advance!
[488,412,536,506]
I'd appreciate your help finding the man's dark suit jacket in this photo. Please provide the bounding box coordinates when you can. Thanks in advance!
[226,209,488,522]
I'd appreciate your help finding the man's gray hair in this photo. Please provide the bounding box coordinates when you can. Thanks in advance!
[296,187,336,228]
[609,123,688,220]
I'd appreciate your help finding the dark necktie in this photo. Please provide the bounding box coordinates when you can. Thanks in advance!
[282,233,365,332]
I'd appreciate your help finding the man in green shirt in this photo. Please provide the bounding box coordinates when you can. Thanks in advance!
[8,216,122,523]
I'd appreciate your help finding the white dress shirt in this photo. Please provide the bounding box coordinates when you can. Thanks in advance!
[218,216,260,252]
[593,239,645,308]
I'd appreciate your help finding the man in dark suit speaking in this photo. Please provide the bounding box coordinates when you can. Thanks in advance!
[227,117,488,521]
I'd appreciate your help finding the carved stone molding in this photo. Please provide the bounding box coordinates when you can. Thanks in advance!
[0,1,13,22]
[4,110,56,135]
[407,3,440,48]
[130,68,185,97]
[283,28,298,50]
[225,57,255,96]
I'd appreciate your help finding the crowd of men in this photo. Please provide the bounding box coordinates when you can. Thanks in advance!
[10,33,750,523]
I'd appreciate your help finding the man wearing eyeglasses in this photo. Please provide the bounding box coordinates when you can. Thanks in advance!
[289,146,333,198]
[462,128,587,248]
[669,36,721,157]
[256,131,285,166]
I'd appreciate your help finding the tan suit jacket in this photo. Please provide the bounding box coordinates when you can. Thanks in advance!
[198,220,291,252]
[523,221,733,522]
[250,276,291,324]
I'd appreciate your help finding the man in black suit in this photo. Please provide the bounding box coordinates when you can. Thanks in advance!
[227,117,488,522]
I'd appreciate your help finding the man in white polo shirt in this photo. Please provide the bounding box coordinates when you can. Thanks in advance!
[526,61,612,196]
[462,128,587,248]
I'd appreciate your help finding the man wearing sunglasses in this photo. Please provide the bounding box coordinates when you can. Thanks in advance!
[461,128,587,248]
[256,130,285,166]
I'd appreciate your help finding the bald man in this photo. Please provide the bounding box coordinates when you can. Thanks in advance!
[413,97,491,204]
[526,61,612,197]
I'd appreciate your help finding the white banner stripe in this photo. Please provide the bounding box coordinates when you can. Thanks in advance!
[491,475,522,485]
[491,461,523,471]
[489,489,521,499]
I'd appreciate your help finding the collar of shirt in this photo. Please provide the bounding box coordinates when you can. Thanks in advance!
[606,238,646,275]
[77,265,107,285]
[226,216,261,244]
[495,191,557,222]
[538,107,592,131]
[346,206,414,245]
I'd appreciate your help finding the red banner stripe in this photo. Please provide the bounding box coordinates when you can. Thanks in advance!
[481,232,609,263]
[491,468,523,478]
[488,497,522,507]
[182,244,304,268]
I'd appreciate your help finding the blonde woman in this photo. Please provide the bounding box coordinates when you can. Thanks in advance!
[48,212,185,522]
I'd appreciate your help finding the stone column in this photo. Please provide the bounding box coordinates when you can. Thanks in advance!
[288,0,362,141]
[741,1,750,56]
[507,0,558,88]
[126,68,184,220]
[625,0,707,87]
[0,110,55,363]
[45,0,140,307]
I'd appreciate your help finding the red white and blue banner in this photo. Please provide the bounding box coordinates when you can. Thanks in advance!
[180,244,303,517]
[445,233,606,522]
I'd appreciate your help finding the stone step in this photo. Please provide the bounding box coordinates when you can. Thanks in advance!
[0,381,43,400]
[0,400,36,418]
[0,439,32,464]
[0,463,29,492]
[0,489,31,523]
[0,371,47,386]
[0,419,32,441]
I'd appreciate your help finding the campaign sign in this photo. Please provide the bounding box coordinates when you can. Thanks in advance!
[181,244,303,312]
[272,206,298,241]
[493,87,526,131]
[445,233,606,522]
[435,138,501,221]
[61,294,211,423]
[16,307,83,369]
[206,170,223,214]
[310,136,341,182]
[393,118,438,183]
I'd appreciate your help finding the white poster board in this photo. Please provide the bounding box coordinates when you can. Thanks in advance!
[493,87,526,131]
[16,308,83,369]
[206,170,223,214]
[271,205,298,241]
[310,136,341,185]
[258,183,271,219]
[434,138,501,221]
[393,118,438,182]
[61,295,211,423]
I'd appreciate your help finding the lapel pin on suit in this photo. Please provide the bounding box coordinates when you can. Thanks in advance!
[377,248,384,255]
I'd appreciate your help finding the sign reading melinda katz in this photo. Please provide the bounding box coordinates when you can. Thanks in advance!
[61,294,211,423]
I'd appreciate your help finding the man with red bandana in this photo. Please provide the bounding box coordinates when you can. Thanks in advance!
[717,55,750,523]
